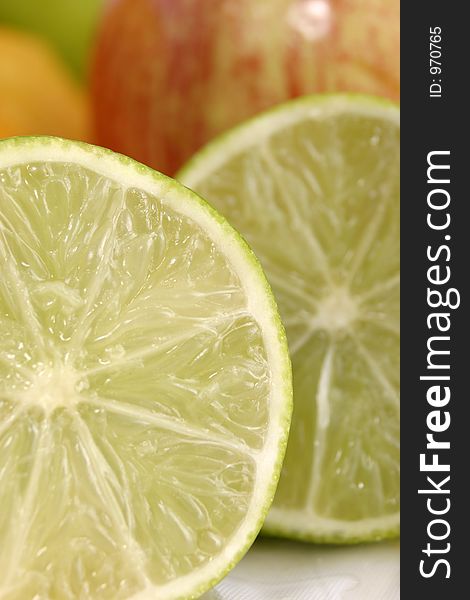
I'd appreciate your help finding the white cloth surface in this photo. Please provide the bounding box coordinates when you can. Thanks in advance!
[201,539,399,600]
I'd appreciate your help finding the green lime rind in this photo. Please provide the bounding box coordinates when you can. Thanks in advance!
[177,93,399,184]
[262,516,400,545]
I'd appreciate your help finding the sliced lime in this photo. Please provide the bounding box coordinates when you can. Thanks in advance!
[0,137,292,598]
[179,94,400,542]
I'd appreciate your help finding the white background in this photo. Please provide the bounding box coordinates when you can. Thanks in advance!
[202,539,399,600]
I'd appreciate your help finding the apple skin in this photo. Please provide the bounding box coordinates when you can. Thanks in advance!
[91,0,399,175]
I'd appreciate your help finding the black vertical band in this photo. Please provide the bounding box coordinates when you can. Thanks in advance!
[401,2,467,596]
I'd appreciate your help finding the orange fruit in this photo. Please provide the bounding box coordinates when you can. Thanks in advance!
[0,27,90,140]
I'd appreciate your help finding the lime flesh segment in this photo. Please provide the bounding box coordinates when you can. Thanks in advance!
[178,94,400,543]
[0,137,292,599]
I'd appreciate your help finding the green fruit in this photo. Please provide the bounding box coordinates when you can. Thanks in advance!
[179,94,400,543]
[0,0,104,79]
[0,136,292,598]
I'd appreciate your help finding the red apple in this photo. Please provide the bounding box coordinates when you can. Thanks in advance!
[91,0,399,175]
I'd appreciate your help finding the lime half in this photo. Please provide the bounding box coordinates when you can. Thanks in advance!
[179,94,400,543]
[0,137,292,598]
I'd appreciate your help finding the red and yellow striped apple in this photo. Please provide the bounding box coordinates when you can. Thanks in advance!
[91,0,399,175]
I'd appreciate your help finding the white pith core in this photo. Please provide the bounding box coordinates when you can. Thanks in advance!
[15,365,88,414]
[313,287,358,333]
